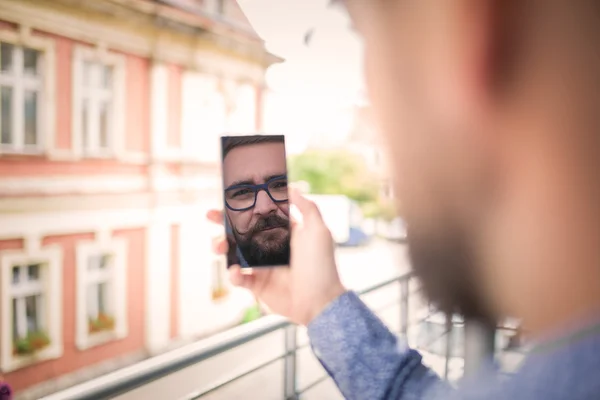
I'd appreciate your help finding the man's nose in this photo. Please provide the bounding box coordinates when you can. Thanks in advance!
[253,190,278,215]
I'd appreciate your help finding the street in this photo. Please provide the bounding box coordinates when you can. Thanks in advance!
[115,240,417,400]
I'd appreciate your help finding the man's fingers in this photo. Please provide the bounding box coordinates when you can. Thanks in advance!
[289,188,321,220]
[206,209,224,224]
[211,236,228,254]
[229,266,255,289]
[229,267,275,297]
[289,204,303,228]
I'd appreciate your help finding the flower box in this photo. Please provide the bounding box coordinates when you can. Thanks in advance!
[88,313,115,334]
[12,331,50,356]
[211,286,229,301]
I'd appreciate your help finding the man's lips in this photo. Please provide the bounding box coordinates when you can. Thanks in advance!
[258,225,287,232]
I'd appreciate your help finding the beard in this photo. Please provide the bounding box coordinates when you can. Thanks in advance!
[407,220,495,324]
[234,214,291,267]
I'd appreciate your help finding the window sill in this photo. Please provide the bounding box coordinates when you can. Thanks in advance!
[77,330,123,351]
[0,148,46,158]
[81,151,115,160]
[47,150,151,164]
[211,287,230,302]
[3,343,62,373]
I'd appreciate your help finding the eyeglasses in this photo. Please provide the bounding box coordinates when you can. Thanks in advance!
[224,175,289,212]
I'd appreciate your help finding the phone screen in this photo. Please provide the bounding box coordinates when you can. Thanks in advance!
[220,135,291,268]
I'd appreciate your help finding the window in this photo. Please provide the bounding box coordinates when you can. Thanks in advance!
[86,254,114,334]
[211,256,229,301]
[73,47,124,158]
[1,248,63,372]
[0,41,44,152]
[76,239,127,350]
[80,61,113,154]
[11,263,46,355]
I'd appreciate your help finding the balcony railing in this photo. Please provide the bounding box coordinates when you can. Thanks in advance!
[41,272,525,400]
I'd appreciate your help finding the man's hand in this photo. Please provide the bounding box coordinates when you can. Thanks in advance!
[207,189,346,326]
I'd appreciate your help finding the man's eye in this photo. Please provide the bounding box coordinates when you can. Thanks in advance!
[272,181,288,189]
[232,189,253,198]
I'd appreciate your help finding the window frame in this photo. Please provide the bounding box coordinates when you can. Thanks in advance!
[71,45,125,159]
[210,255,230,301]
[0,30,55,155]
[0,247,63,372]
[75,238,128,350]
[10,264,45,342]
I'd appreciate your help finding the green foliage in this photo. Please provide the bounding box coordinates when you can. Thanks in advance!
[289,150,380,205]
[13,331,50,355]
[88,313,116,334]
[241,303,263,324]
[362,201,397,221]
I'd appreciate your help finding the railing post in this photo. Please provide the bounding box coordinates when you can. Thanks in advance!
[283,325,298,400]
[443,316,453,380]
[400,278,410,338]
[463,319,496,377]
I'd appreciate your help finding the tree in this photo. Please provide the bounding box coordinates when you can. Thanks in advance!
[289,149,386,216]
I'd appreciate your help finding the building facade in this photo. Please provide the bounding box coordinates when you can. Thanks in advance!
[0,0,278,397]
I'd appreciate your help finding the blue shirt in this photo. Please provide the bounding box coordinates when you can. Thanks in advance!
[308,291,600,400]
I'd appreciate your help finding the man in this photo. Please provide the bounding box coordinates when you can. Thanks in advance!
[222,135,290,268]
[209,1,600,399]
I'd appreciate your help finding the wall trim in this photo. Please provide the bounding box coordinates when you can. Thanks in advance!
[0,174,221,196]
[144,220,172,354]
[0,175,149,196]
[0,208,152,240]
[0,200,226,240]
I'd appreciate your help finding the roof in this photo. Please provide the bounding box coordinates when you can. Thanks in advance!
[110,0,284,66]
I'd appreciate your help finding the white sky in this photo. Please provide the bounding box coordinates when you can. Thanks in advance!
[238,0,365,153]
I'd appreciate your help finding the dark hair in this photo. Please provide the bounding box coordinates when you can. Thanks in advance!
[222,135,285,160]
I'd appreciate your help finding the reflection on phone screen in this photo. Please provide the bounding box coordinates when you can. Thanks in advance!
[221,135,291,268]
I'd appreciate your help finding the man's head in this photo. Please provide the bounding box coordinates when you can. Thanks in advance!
[342,1,600,327]
[222,135,290,267]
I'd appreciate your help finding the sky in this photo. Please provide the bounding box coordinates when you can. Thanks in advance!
[238,0,365,153]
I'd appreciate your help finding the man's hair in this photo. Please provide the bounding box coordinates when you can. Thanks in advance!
[222,135,285,160]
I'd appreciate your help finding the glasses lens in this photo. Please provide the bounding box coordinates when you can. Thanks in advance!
[268,178,288,201]
[225,186,256,210]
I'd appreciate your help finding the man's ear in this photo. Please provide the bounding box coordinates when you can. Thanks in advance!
[427,0,518,123]
[462,0,497,111]
[472,0,520,103]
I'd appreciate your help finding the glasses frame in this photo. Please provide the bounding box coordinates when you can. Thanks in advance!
[224,175,289,212]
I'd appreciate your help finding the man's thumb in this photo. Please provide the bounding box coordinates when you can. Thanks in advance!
[289,188,320,219]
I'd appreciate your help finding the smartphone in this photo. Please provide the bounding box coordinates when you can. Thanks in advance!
[220,135,291,268]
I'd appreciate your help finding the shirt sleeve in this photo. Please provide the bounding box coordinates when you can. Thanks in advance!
[307,291,449,400]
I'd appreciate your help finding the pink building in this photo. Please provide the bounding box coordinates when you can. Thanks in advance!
[0,0,279,397]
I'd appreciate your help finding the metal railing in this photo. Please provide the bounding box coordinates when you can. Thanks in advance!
[43,273,424,400]
[42,272,523,400]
